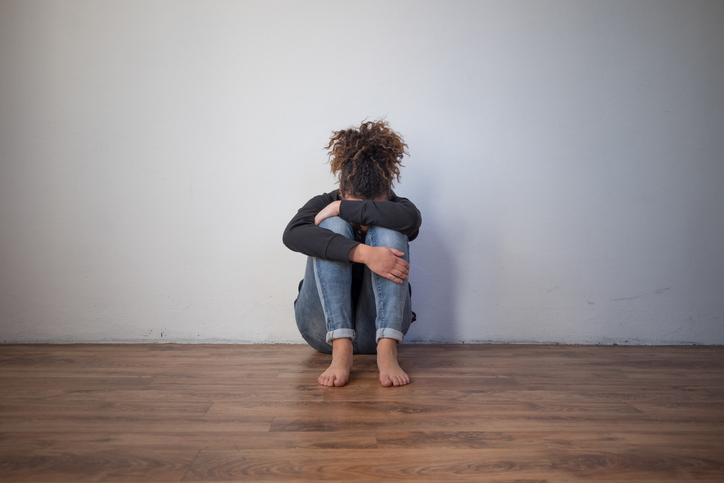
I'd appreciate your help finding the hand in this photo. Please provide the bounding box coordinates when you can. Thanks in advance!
[350,245,409,284]
[314,201,341,225]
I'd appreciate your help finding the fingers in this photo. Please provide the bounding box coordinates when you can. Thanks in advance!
[388,249,409,274]
[395,264,409,280]
[384,264,409,284]
[385,248,409,266]
[394,259,410,275]
[389,251,409,282]
[367,246,410,283]
[384,273,404,284]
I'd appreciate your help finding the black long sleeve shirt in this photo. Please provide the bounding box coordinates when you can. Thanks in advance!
[283,190,422,262]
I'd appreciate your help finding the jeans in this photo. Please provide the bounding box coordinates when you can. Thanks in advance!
[294,216,412,354]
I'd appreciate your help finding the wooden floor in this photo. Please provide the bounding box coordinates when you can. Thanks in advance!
[0,344,723,482]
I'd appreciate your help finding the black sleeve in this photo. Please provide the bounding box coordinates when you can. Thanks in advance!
[339,193,422,241]
[282,191,360,262]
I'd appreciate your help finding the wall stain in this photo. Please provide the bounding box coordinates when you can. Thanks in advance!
[611,287,673,302]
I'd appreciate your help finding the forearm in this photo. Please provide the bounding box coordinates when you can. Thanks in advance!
[284,223,359,262]
[348,244,370,264]
[314,200,341,225]
[339,197,421,239]
[283,194,357,262]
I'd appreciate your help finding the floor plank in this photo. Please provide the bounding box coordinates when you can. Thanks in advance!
[181,448,724,481]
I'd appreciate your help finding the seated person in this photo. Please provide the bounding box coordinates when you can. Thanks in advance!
[283,120,421,387]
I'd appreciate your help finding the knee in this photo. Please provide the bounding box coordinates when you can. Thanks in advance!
[319,216,354,238]
[366,226,409,252]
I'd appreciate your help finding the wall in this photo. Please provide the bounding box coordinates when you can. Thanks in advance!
[1,0,722,344]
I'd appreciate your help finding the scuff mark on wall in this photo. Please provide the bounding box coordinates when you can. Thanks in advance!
[611,287,673,302]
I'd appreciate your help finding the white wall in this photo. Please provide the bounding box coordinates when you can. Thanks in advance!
[1,0,722,344]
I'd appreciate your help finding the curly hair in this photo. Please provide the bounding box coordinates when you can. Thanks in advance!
[326,119,408,200]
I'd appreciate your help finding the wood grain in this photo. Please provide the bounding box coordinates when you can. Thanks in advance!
[0,343,723,481]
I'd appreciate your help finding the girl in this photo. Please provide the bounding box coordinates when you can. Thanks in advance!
[283,120,421,387]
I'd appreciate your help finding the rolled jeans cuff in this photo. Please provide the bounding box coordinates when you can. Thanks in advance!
[326,328,356,343]
[376,328,404,344]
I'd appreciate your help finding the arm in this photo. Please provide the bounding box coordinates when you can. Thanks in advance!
[338,193,422,240]
[282,192,359,262]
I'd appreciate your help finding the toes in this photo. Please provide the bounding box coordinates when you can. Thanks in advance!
[319,371,349,387]
[381,374,410,387]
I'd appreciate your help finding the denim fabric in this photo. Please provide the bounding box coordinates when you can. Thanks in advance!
[294,216,412,355]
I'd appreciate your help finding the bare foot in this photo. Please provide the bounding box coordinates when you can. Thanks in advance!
[377,338,410,387]
[318,338,353,387]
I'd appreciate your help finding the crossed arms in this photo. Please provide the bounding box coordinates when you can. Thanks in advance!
[282,191,422,283]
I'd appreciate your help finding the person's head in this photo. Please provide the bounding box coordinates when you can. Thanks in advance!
[326,119,408,201]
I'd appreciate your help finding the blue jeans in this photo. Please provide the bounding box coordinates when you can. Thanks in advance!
[294,217,412,354]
